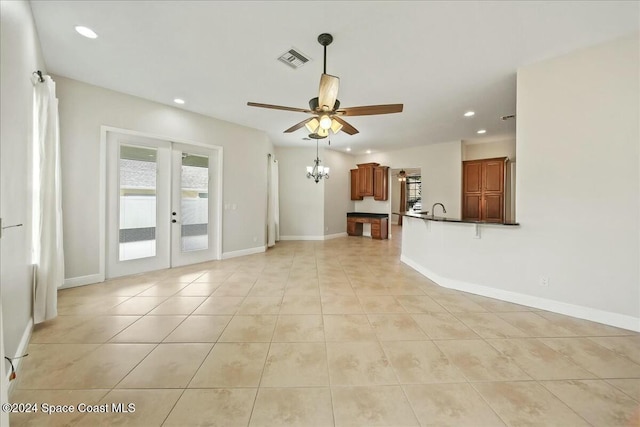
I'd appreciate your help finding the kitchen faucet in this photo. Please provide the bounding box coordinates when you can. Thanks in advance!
[431,203,446,218]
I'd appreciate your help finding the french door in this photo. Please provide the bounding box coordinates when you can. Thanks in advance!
[106,132,219,278]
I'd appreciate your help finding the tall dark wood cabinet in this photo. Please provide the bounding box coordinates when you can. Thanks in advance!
[462,157,506,223]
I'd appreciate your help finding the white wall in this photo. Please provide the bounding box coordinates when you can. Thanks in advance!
[516,34,639,319]
[0,0,45,370]
[55,76,273,279]
[402,34,639,329]
[462,138,516,161]
[323,149,356,236]
[355,141,462,217]
[275,146,324,238]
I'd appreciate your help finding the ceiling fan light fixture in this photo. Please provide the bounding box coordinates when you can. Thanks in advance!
[309,127,329,139]
[319,115,332,130]
[305,117,320,133]
[330,119,343,134]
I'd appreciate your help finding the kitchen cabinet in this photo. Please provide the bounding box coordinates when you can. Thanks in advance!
[462,157,506,223]
[357,163,378,197]
[351,163,389,201]
[350,169,363,200]
[347,213,389,240]
[373,166,389,201]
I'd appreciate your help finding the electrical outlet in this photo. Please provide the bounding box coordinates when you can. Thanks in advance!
[253,236,257,242]
[325,227,329,232]
[539,277,549,287]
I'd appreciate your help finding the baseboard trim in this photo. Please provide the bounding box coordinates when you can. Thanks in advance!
[7,319,33,395]
[280,235,324,241]
[62,273,104,289]
[401,254,640,332]
[222,246,266,259]
[280,233,348,241]
[323,232,347,240]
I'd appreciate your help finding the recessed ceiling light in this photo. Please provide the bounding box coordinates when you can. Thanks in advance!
[477,129,487,134]
[346,148,351,152]
[366,150,371,154]
[464,111,475,117]
[173,98,185,105]
[75,26,97,39]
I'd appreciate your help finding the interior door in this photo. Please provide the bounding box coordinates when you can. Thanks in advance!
[106,133,171,278]
[170,143,217,267]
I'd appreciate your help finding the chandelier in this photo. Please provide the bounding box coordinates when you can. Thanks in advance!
[306,139,330,183]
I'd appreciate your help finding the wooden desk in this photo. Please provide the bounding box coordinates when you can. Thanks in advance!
[347,212,389,240]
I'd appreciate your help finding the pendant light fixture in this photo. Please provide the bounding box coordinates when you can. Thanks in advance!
[306,139,330,183]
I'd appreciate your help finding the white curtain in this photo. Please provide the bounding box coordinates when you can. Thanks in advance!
[267,155,279,247]
[33,75,64,324]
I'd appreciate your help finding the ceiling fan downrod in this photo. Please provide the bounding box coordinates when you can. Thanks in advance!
[318,33,333,75]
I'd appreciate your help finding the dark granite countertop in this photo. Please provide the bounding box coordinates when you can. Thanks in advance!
[347,212,389,218]
[395,211,519,226]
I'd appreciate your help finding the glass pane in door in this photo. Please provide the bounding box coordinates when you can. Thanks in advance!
[119,145,157,261]
[180,153,209,252]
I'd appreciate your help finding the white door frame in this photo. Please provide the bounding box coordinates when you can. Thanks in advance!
[100,126,223,280]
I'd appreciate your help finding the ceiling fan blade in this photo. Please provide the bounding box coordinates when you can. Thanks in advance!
[336,104,403,116]
[332,116,359,135]
[247,102,313,114]
[318,74,340,111]
[284,117,314,133]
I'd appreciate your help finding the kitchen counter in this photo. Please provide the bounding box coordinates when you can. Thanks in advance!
[396,211,519,226]
[347,212,389,218]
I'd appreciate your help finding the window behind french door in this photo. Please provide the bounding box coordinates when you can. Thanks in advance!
[106,133,219,279]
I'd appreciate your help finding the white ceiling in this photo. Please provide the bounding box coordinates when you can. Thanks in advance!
[30,1,639,154]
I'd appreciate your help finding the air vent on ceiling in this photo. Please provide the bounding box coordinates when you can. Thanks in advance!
[277,48,311,69]
[501,114,516,121]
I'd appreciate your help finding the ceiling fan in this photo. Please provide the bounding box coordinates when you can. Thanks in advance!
[247,33,403,139]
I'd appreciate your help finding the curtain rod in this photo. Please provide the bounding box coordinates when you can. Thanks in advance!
[32,70,44,83]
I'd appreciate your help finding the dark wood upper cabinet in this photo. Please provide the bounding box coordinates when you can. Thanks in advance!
[357,163,378,197]
[350,169,363,200]
[462,157,506,223]
[373,166,389,201]
[351,162,389,201]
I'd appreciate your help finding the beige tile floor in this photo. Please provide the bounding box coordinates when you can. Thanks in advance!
[9,227,640,426]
